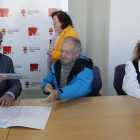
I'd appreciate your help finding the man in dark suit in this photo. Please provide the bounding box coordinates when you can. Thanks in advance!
[0,32,22,107]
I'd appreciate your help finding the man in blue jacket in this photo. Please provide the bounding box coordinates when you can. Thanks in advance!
[41,36,93,103]
[0,32,22,107]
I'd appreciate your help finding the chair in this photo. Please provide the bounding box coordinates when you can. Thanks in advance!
[89,65,102,96]
[97,92,102,96]
[113,64,127,95]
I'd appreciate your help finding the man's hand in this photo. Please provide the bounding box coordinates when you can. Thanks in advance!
[0,94,13,108]
[44,83,54,93]
[41,90,58,103]
[0,76,7,83]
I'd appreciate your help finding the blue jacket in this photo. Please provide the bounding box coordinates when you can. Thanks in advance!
[41,54,93,100]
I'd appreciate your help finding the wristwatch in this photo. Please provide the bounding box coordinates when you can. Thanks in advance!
[57,91,60,100]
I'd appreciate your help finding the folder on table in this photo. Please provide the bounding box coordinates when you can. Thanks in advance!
[0,73,29,79]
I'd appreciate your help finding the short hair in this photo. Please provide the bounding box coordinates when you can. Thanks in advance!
[51,10,74,29]
[0,32,3,38]
[62,36,82,52]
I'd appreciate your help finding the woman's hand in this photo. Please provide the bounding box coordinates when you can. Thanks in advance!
[47,50,52,56]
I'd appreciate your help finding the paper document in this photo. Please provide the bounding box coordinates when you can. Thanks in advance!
[0,73,29,79]
[0,106,52,130]
[0,107,19,123]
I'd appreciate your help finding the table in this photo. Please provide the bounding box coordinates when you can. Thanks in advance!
[7,96,140,140]
[0,100,19,140]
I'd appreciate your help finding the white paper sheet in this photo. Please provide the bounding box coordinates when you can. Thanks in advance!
[0,106,19,128]
[0,73,29,79]
[0,106,52,130]
[0,106,19,123]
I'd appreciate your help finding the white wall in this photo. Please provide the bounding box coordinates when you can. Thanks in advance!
[68,0,87,56]
[58,0,68,11]
[69,0,140,96]
[86,0,110,95]
[108,0,140,95]
[69,0,110,95]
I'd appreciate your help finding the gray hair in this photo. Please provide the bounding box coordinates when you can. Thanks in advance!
[62,36,82,52]
[0,32,3,39]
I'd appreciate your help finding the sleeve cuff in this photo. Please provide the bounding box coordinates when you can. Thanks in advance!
[5,92,15,99]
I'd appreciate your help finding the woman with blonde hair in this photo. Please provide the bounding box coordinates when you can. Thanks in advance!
[123,39,140,99]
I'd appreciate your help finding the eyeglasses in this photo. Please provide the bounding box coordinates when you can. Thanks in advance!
[52,20,58,23]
